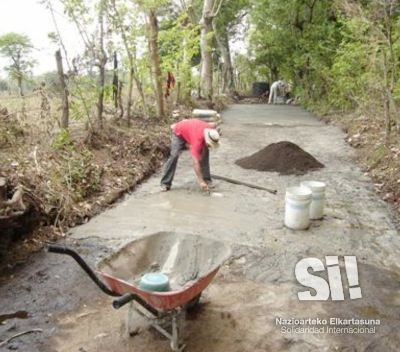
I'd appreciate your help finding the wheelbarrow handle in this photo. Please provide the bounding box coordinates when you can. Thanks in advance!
[113,293,136,309]
[47,244,119,297]
[48,244,73,255]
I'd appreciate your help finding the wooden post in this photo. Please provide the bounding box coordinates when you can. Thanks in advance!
[55,50,69,129]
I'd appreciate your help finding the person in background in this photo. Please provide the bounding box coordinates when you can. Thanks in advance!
[268,80,285,104]
[160,119,220,192]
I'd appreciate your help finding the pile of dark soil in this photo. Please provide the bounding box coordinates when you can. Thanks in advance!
[236,141,324,175]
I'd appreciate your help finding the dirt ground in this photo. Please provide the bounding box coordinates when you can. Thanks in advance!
[0,119,170,270]
[1,104,400,352]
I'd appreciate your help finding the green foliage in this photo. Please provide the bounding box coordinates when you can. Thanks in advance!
[248,0,400,122]
[47,32,59,45]
[0,32,35,85]
[329,41,368,111]
[251,0,342,98]
[60,148,101,201]
[158,11,201,99]
[136,0,169,11]
[69,75,98,121]
[51,130,101,201]
[233,54,259,93]
[215,0,249,31]
[0,33,33,57]
[52,129,73,150]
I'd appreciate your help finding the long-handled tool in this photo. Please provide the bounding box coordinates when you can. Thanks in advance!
[211,174,277,194]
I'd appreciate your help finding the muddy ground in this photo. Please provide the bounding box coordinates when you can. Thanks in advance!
[1,104,400,352]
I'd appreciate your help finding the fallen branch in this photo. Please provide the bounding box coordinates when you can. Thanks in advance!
[0,211,25,219]
[211,174,277,194]
[0,329,43,348]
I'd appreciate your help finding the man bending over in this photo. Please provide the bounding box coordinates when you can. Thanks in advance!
[160,118,220,193]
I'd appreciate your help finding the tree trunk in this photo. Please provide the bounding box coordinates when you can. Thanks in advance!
[112,52,119,109]
[132,68,148,118]
[127,64,134,125]
[55,50,69,129]
[147,10,165,119]
[96,2,107,129]
[118,81,124,119]
[175,62,181,105]
[110,0,148,118]
[17,75,23,97]
[213,24,235,94]
[97,62,106,129]
[271,67,279,82]
[200,0,215,101]
[216,61,221,95]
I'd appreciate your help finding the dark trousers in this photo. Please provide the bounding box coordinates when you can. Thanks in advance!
[161,133,211,187]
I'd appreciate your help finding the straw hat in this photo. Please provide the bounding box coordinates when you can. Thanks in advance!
[204,128,220,150]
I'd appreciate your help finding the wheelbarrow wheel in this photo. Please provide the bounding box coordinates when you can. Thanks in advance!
[126,302,150,337]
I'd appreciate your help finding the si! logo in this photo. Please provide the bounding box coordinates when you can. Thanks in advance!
[295,256,362,301]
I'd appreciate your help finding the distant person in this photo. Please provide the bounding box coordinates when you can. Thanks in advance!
[160,119,220,192]
[268,80,285,104]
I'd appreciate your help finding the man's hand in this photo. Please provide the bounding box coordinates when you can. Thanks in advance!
[199,181,210,193]
[193,159,209,193]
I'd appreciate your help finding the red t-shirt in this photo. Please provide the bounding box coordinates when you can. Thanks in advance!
[173,119,213,161]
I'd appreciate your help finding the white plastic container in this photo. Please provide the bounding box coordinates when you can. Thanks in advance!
[192,109,218,117]
[284,186,312,230]
[301,181,326,220]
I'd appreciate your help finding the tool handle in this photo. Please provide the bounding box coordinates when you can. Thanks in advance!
[211,174,277,194]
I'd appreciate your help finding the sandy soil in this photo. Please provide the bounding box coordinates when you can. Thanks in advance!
[1,104,399,352]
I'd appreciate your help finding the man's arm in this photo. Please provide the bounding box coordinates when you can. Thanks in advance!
[192,157,209,192]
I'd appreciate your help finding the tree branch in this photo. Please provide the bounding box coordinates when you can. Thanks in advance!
[46,0,71,70]
[212,0,225,17]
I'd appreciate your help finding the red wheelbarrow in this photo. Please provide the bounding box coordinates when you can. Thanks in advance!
[48,232,231,351]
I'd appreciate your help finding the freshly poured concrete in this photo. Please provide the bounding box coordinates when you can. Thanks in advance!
[57,104,400,351]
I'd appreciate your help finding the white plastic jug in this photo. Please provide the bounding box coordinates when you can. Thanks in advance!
[301,181,326,220]
[284,186,312,230]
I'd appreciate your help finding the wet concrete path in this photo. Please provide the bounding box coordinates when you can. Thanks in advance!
[2,104,400,351]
